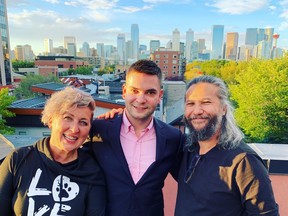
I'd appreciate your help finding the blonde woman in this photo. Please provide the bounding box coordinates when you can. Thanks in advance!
[0,87,106,216]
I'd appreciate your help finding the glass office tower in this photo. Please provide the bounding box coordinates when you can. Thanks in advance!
[0,0,12,86]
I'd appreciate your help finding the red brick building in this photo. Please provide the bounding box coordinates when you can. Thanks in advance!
[151,49,185,80]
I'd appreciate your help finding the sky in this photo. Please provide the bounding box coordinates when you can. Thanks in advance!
[7,0,288,55]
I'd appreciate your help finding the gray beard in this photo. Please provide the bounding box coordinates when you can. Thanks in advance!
[184,115,222,142]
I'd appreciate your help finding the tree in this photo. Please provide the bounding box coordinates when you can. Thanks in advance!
[0,88,15,134]
[12,60,35,71]
[230,58,288,143]
[14,74,60,99]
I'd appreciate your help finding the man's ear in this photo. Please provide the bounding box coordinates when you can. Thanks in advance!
[222,105,227,116]
[122,84,127,99]
[158,89,164,103]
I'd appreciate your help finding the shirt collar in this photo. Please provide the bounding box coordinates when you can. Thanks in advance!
[122,109,154,134]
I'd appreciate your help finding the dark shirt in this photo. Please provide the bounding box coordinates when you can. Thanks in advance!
[0,137,106,216]
[175,142,279,216]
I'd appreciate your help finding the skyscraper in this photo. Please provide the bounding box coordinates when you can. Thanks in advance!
[245,28,258,46]
[44,38,53,55]
[150,40,160,53]
[97,43,105,59]
[211,25,224,60]
[131,24,139,60]
[117,33,126,65]
[64,36,76,49]
[226,32,239,60]
[185,28,194,62]
[172,28,180,51]
[0,0,12,86]
[81,42,90,57]
[265,27,274,50]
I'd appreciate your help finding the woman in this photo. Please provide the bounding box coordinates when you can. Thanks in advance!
[0,87,106,215]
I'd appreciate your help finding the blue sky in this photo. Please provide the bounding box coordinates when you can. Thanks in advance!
[7,0,288,55]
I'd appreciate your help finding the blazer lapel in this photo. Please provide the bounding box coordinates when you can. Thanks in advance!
[154,118,167,161]
[106,116,134,182]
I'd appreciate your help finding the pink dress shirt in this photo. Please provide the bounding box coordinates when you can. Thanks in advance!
[120,111,156,184]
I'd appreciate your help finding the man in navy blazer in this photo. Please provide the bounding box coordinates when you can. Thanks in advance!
[89,59,182,216]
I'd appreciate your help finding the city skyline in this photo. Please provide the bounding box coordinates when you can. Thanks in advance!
[7,0,288,54]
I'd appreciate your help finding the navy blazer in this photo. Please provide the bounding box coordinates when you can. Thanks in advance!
[89,115,182,216]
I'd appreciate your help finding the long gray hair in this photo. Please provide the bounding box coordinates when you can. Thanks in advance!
[186,75,244,149]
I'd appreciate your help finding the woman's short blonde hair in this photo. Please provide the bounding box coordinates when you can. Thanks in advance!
[41,87,95,126]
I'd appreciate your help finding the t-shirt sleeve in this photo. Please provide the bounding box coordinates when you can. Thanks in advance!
[235,153,279,215]
[0,151,15,216]
[85,185,106,216]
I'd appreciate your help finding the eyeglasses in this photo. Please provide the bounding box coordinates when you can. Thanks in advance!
[184,153,202,183]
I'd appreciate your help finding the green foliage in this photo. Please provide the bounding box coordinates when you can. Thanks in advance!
[12,60,35,71]
[0,88,16,134]
[68,66,93,75]
[97,65,115,76]
[14,74,60,99]
[229,58,288,143]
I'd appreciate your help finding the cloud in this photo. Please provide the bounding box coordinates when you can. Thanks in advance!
[6,0,30,7]
[64,0,118,10]
[8,9,86,27]
[280,9,288,19]
[143,0,191,3]
[206,0,269,15]
[114,5,153,13]
[45,0,60,4]
[279,0,288,6]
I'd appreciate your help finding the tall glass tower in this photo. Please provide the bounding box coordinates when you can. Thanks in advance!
[211,25,224,60]
[185,28,194,62]
[245,28,258,46]
[0,0,12,86]
[131,24,139,60]
[117,33,126,65]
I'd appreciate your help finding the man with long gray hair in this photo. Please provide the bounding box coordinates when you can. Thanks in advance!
[175,75,279,215]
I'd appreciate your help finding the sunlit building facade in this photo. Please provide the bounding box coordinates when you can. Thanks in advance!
[0,0,12,86]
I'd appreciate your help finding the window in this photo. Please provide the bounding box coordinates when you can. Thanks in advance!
[173,55,177,58]
[155,54,160,58]
[172,60,177,64]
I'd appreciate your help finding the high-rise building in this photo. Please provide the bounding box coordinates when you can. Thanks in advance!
[197,39,206,54]
[117,34,126,65]
[64,36,76,49]
[44,38,53,55]
[172,28,180,51]
[97,43,105,59]
[245,28,258,46]
[185,28,194,62]
[191,41,199,60]
[14,45,24,61]
[0,0,12,86]
[126,40,133,60]
[131,24,139,60]
[226,32,239,60]
[67,43,76,56]
[211,25,224,59]
[257,28,265,42]
[104,45,114,59]
[150,40,160,53]
[81,42,90,57]
[265,28,274,48]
